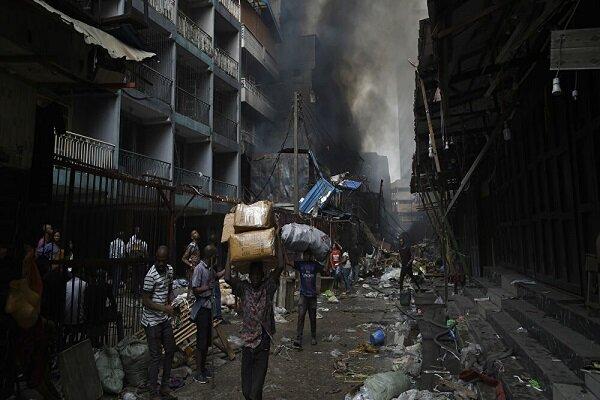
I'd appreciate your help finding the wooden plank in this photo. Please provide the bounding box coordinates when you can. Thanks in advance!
[214,323,235,361]
[58,340,103,400]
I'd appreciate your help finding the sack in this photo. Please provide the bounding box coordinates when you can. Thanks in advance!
[229,228,276,263]
[362,371,411,400]
[116,337,150,386]
[95,347,124,394]
[5,279,40,329]
[221,213,235,243]
[234,201,273,232]
[281,223,331,261]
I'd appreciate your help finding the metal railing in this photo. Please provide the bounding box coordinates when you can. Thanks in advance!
[241,25,278,76]
[148,0,176,22]
[213,112,238,141]
[174,167,210,193]
[241,129,255,145]
[125,63,173,105]
[218,0,240,21]
[118,149,171,181]
[241,77,276,117]
[176,11,213,57]
[54,130,115,169]
[214,47,239,79]
[213,179,237,198]
[176,87,210,125]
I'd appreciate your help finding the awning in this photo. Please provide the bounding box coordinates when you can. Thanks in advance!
[32,0,155,62]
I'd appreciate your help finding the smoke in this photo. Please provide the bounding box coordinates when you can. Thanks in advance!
[283,0,427,180]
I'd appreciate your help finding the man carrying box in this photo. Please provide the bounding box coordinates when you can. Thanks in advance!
[224,239,284,400]
[293,251,323,349]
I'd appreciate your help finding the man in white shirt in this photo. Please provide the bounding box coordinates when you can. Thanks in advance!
[127,226,148,295]
[109,231,126,295]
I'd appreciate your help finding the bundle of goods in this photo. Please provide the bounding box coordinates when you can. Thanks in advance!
[222,201,277,273]
[281,223,331,261]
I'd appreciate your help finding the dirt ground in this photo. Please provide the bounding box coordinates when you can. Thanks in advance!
[172,281,413,400]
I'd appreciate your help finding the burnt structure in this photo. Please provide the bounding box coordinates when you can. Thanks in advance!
[412,0,600,296]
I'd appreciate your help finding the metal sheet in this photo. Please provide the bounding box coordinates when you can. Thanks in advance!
[33,0,155,61]
[299,178,337,215]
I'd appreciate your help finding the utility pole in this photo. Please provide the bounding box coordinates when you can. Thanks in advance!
[293,91,300,214]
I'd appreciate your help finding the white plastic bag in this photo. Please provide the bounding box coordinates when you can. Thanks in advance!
[281,223,331,261]
[95,347,124,394]
[362,371,411,400]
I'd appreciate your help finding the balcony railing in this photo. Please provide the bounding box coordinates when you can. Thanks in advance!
[241,78,276,119]
[213,179,237,199]
[214,47,239,80]
[174,167,210,193]
[176,11,213,57]
[241,129,255,145]
[241,25,278,77]
[126,63,173,105]
[118,149,171,181]
[214,112,238,142]
[176,87,210,126]
[54,130,115,169]
[218,0,240,21]
[148,0,176,23]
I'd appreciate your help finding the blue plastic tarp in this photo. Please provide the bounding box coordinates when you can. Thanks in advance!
[299,178,337,215]
[338,179,362,190]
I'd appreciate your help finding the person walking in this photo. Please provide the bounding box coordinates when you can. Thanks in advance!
[141,246,177,400]
[398,233,420,291]
[293,251,323,349]
[181,230,201,283]
[340,252,352,293]
[191,245,219,384]
[224,241,284,400]
[127,227,148,296]
[208,233,224,324]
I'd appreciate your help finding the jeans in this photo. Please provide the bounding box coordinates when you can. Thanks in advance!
[241,337,270,400]
[195,308,212,374]
[351,263,360,283]
[399,266,421,290]
[341,268,351,291]
[213,284,222,319]
[296,295,317,343]
[145,320,175,391]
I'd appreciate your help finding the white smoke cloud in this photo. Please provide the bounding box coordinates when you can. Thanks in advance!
[302,0,428,180]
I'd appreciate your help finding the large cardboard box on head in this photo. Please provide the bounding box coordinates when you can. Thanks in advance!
[229,227,277,263]
[234,200,273,232]
[221,213,235,243]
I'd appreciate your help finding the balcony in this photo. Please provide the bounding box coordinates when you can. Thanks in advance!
[176,87,210,126]
[218,0,240,22]
[213,179,237,199]
[241,78,276,120]
[241,129,255,145]
[241,25,278,78]
[125,63,173,105]
[118,149,171,181]
[214,47,239,80]
[214,112,238,142]
[176,11,213,58]
[174,167,210,194]
[148,0,176,23]
[54,130,115,169]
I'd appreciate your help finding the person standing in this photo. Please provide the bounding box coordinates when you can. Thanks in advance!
[141,246,177,400]
[340,252,352,293]
[181,230,201,283]
[109,231,126,295]
[293,252,323,349]
[127,227,148,296]
[35,224,53,259]
[191,245,219,384]
[41,231,62,262]
[224,241,284,400]
[208,233,224,324]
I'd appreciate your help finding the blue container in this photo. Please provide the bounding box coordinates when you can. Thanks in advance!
[370,328,385,346]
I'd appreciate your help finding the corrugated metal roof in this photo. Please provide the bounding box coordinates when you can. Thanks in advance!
[299,178,337,215]
[33,0,155,62]
[339,179,362,190]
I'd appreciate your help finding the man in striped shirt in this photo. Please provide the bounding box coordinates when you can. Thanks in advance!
[141,246,177,400]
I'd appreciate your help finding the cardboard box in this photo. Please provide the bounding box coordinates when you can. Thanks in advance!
[229,227,276,263]
[221,213,235,243]
[234,200,273,232]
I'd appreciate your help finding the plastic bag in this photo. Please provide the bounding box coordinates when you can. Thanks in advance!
[95,347,124,394]
[5,279,40,329]
[362,371,411,400]
[116,337,150,386]
[281,223,331,261]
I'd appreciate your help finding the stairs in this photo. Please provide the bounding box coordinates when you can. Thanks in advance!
[463,268,600,399]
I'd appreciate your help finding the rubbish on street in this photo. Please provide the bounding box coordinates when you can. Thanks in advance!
[352,343,379,354]
[322,334,341,342]
[370,328,386,346]
[116,337,150,387]
[396,389,451,400]
[365,291,379,298]
[459,343,482,369]
[330,349,343,358]
[380,267,403,283]
[361,370,411,400]
[95,347,124,394]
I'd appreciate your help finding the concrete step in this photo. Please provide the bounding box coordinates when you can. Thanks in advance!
[553,383,599,400]
[487,310,584,398]
[516,282,600,347]
[503,299,600,378]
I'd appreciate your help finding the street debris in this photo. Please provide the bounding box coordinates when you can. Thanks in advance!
[94,347,124,394]
[346,371,411,400]
[395,389,451,400]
